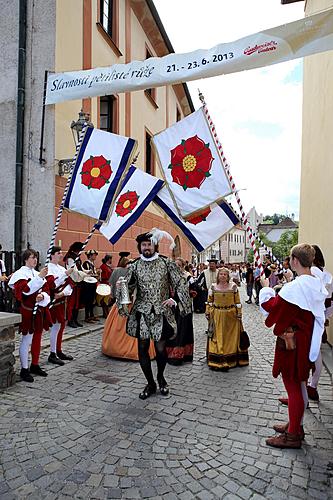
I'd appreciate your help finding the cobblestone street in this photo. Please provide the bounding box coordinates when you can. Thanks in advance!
[1,288,332,500]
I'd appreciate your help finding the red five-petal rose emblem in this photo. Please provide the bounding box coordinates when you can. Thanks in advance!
[187,207,211,225]
[81,155,112,190]
[115,190,140,217]
[168,135,214,190]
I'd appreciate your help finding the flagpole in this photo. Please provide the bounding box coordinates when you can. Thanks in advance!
[33,123,89,318]
[198,90,265,273]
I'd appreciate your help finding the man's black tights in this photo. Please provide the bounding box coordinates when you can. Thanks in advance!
[138,338,167,386]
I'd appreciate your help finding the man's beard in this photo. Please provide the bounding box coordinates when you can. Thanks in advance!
[142,248,155,258]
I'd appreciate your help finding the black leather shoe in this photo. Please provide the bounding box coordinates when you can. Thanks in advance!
[57,351,74,361]
[48,353,65,366]
[139,383,157,400]
[67,320,77,328]
[20,368,34,382]
[30,364,48,377]
[75,320,83,328]
[157,377,169,396]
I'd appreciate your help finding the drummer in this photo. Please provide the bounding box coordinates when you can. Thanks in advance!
[82,250,99,323]
[98,254,113,318]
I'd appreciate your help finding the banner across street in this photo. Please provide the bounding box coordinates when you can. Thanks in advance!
[46,8,333,105]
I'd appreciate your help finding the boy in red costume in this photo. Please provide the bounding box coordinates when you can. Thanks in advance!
[8,249,51,382]
[259,244,327,449]
[46,246,74,365]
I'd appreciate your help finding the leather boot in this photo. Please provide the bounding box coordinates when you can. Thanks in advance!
[273,422,305,440]
[307,385,319,401]
[48,352,65,366]
[20,368,34,383]
[30,364,48,377]
[266,432,302,449]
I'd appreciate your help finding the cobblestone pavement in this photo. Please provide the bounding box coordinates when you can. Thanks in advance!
[1,287,333,500]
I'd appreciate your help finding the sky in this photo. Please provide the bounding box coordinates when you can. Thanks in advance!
[154,0,305,219]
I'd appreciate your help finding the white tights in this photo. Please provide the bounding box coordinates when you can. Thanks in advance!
[19,334,33,369]
[49,323,61,353]
[308,352,323,389]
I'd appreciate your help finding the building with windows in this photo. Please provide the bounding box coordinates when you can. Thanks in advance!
[288,0,333,343]
[0,0,194,263]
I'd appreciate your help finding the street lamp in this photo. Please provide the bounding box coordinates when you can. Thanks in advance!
[58,110,94,176]
[70,109,94,145]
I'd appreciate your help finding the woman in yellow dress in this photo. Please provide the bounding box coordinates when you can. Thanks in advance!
[206,267,249,370]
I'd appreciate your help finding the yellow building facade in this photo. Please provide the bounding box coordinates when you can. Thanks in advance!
[299,0,333,342]
[53,0,194,260]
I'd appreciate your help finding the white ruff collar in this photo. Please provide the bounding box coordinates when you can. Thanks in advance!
[140,253,159,262]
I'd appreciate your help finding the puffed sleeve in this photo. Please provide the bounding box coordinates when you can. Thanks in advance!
[167,260,191,316]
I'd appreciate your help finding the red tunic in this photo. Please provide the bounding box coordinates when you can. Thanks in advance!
[262,295,314,381]
[46,275,69,325]
[100,263,112,284]
[13,279,52,335]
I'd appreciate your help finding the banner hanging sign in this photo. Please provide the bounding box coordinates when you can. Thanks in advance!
[46,9,333,105]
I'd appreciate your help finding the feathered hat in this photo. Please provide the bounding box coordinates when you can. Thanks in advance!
[136,228,175,252]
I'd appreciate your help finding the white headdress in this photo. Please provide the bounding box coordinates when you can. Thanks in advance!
[148,228,175,250]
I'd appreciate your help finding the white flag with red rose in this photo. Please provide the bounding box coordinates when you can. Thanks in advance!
[64,126,137,221]
[99,166,164,244]
[153,107,232,219]
[154,186,239,253]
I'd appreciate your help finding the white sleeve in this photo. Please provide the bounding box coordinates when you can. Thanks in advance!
[23,276,45,296]
[62,284,73,297]
[54,274,67,287]
[259,287,275,317]
[38,292,50,307]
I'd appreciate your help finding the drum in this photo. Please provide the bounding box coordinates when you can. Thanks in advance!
[96,284,111,297]
[83,276,98,284]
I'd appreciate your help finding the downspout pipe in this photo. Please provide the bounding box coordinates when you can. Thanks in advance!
[15,0,27,256]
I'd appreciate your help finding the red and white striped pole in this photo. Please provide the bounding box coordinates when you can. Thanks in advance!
[199,91,264,273]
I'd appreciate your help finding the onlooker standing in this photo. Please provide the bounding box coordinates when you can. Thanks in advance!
[63,242,85,328]
[245,263,254,304]
[253,262,261,305]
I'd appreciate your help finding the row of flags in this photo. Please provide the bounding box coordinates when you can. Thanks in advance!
[63,107,240,253]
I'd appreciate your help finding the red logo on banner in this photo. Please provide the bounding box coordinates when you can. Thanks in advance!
[244,40,278,56]
[168,135,213,191]
[187,207,211,225]
[81,155,112,190]
[115,190,140,217]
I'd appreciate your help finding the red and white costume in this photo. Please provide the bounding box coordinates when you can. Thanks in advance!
[307,266,333,390]
[259,275,327,435]
[46,263,73,354]
[8,266,51,368]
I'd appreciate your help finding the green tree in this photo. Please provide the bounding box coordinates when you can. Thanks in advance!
[272,230,298,260]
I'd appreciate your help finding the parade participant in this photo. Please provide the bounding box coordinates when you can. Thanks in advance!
[166,257,194,365]
[117,230,191,399]
[117,251,130,267]
[63,242,85,328]
[307,245,333,401]
[245,263,254,303]
[98,254,113,318]
[283,257,294,283]
[230,264,241,287]
[82,249,99,323]
[195,258,218,313]
[8,249,51,382]
[259,244,327,449]
[206,267,248,370]
[102,257,155,360]
[46,246,74,365]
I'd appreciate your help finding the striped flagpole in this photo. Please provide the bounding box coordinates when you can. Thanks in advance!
[199,94,264,273]
[33,124,89,317]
